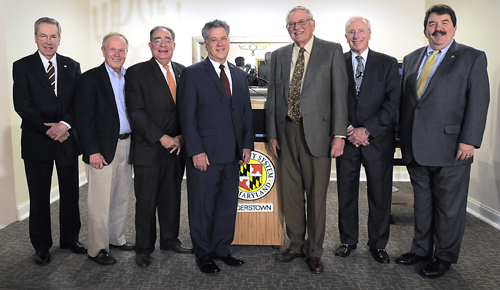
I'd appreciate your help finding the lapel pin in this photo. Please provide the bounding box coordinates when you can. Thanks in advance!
[64,64,67,68]
[451,55,455,58]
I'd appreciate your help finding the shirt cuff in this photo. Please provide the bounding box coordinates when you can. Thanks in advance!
[60,121,71,130]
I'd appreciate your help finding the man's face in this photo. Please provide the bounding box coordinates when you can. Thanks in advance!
[35,23,60,59]
[345,18,371,55]
[101,35,128,74]
[424,13,456,50]
[204,27,230,64]
[148,28,176,65]
[287,9,315,48]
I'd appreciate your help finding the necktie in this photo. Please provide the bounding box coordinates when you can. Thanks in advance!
[416,50,439,98]
[355,55,364,97]
[47,60,55,91]
[287,47,305,123]
[219,64,231,101]
[163,65,176,103]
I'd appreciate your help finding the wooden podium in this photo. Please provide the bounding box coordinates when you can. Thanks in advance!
[232,95,284,246]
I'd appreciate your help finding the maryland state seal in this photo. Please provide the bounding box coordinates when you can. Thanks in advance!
[238,150,276,201]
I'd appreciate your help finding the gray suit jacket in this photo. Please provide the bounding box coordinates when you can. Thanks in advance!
[400,41,489,166]
[266,37,348,157]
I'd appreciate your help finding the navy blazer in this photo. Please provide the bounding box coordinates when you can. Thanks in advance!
[178,58,253,164]
[13,51,81,161]
[342,49,400,160]
[400,41,490,166]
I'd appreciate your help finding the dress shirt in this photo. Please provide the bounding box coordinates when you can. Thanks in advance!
[208,57,233,94]
[289,35,314,87]
[351,47,369,80]
[104,62,131,134]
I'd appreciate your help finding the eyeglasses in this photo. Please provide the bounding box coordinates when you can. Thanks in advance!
[286,19,312,29]
[37,34,59,42]
[347,29,369,36]
[152,38,174,46]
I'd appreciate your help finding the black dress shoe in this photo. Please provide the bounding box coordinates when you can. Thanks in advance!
[34,250,51,265]
[110,242,135,251]
[335,244,357,258]
[60,241,87,254]
[197,255,221,274]
[420,257,451,278]
[370,248,390,264]
[306,257,324,274]
[275,248,305,262]
[163,244,194,254]
[395,252,432,265]
[135,253,151,268]
[215,253,244,266]
[88,250,116,265]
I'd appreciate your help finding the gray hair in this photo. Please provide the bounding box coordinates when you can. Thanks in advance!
[34,17,61,36]
[150,26,175,42]
[286,6,314,23]
[102,32,129,50]
[264,52,271,63]
[345,16,371,33]
[201,19,230,42]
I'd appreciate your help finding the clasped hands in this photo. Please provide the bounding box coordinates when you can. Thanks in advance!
[347,125,370,147]
[160,134,183,155]
[45,122,69,143]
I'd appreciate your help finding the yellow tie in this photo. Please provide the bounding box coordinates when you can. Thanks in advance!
[163,65,176,103]
[416,50,439,98]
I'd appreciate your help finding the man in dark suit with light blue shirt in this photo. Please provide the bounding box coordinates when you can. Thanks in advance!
[266,6,348,274]
[335,16,400,264]
[13,17,86,265]
[396,4,489,278]
[178,19,253,274]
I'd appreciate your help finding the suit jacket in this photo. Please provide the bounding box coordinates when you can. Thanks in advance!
[75,63,123,164]
[342,49,400,160]
[258,63,270,86]
[13,51,81,161]
[265,37,348,157]
[400,41,489,166]
[125,58,184,166]
[178,58,254,164]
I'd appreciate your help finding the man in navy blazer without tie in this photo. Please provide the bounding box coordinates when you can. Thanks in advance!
[13,17,86,265]
[396,5,489,279]
[178,19,253,274]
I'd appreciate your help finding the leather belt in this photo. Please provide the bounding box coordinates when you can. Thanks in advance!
[118,133,130,140]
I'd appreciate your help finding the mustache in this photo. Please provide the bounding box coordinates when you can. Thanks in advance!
[293,29,305,35]
[432,30,446,36]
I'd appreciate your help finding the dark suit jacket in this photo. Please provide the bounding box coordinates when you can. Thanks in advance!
[13,51,81,161]
[342,49,400,160]
[400,41,489,166]
[178,58,254,164]
[266,37,348,157]
[75,63,123,164]
[125,58,184,166]
[258,63,270,86]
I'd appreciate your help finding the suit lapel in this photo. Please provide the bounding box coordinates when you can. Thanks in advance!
[147,58,175,104]
[97,63,119,118]
[302,38,323,92]
[409,48,427,102]
[357,49,376,100]
[203,58,231,105]
[228,63,240,108]
[420,41,459,101]
[345,51,358,102]
[171,62,182,83]
[280,44,293,100]
[31,52,56,97]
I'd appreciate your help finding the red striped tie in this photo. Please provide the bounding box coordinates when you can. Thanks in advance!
[47,61,55,91]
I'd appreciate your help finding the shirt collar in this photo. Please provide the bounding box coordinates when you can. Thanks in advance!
[351,47,369,63]
[293,35,314,54]
[426,39,454,56]
[104,61,126,78]
[208,56,229,72]
[38,51,57,67]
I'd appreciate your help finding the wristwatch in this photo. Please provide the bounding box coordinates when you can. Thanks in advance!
[364,127,370,136]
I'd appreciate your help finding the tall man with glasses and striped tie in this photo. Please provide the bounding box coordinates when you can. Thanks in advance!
[178,19,253,274]
[13,17,86,265]
[125,26,192,268]
[266,6,348,273]
[334,16,400,264]
[397,4,489,278]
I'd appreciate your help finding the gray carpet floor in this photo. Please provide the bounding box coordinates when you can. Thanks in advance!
[1,181,499,290]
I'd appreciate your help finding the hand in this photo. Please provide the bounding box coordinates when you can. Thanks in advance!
[456,142,475,161]
[347,127,370,147]
[193,152,210,171]
[330,137,345,158]
[175,135,184,148]
[89,153,107,169]
[44,122,68,141]
[268,138,281,157]
[160,134,181,154]
[240,148,251,166]
[57,131,70,143]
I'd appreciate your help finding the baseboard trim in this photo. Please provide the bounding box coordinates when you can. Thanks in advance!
[17,172,88,221]
[466,198,500,231]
